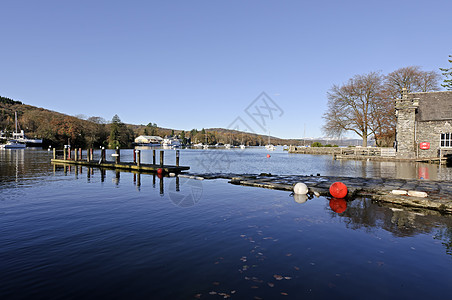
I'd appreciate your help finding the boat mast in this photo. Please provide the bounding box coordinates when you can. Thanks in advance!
[15,111,18,134]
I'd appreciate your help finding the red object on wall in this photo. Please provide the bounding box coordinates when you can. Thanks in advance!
[420,142,430,150]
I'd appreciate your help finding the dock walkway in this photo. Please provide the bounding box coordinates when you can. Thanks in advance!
[51,159,189,173]
[50,147,189,174]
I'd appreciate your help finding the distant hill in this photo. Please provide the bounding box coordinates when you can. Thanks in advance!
[1,95,352,148]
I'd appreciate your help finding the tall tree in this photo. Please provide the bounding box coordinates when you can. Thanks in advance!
[385,66,441,98]
[323,72,384,147]
[440,55,452,90]
[108,114,133,148]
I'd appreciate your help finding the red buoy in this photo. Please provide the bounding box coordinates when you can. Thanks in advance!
[329,198,347,213]
[157,168,163,175]
[267,154,271,158]
[329,182,347,198]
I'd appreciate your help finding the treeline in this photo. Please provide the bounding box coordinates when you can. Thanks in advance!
[0,96,22,105]
[0,98,297,148]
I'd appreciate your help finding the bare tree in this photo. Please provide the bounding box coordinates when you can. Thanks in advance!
[323,72,384,147]
[385,66,441,99]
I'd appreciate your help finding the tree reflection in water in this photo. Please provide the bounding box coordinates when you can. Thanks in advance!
[328,197,452,257]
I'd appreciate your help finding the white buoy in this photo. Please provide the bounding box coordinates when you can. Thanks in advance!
[294,182,308,195]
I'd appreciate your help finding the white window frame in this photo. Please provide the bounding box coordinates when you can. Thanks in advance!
[440,133,452,148]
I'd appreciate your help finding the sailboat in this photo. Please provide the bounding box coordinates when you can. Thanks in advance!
[239,132,246,149]
[0,112,26,149]
[265,132,275,151]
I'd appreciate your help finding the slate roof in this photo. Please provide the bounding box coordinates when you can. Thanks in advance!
[411,91,452,122]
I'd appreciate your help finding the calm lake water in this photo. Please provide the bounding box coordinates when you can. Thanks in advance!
[1,148,452,299]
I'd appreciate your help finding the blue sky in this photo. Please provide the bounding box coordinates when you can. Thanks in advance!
[1,0,451,139]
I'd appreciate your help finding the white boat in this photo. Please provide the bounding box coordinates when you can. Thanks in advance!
[1,112,42,148]
[265,131,275,151]
[13,132,43,146]
[0,140,26,149]
[265,144,275,151]
[240,144,246,150]
[162,138,182,149]
[203,144,209,149]
[224,144,231,149]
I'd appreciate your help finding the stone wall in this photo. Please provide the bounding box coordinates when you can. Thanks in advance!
[288,146,342,155]
[416,120,452,158]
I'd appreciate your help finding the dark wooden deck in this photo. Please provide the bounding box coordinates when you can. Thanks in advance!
[51,159,189,173]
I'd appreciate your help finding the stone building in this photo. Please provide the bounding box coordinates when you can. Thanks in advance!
[395,89,452,159]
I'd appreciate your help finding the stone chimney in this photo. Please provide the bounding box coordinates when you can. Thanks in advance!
[395,88,419,158]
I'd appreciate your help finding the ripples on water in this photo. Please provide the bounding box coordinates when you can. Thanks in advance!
[1,149,452,299]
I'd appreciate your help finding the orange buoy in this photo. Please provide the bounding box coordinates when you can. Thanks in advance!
[329,198,347,213]
[157,168,163,175]
[329,182,347,198]
[267,154,271,158]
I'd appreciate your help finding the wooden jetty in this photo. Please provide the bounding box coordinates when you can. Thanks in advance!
[51,147,189,173]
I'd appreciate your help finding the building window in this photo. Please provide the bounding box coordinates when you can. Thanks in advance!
[441,133,452,147]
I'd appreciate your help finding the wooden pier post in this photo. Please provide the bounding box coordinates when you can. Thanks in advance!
[63,147,67,160]
[133,148,136,163]
[136,150,141,166]
[159,175,164,195]
[115,147,120,164]
[176,150,180,166]
[160,151,164,167]
[53,148,56,160]
[101,147,105,163]
[79,148,82,161]
[153,150,156,165]
[74,148,78,161]
[87,149,90,162]
[90,149,93,162]
[68,147,71,160]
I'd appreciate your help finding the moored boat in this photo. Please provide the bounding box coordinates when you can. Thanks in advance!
[0,140,26,149]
